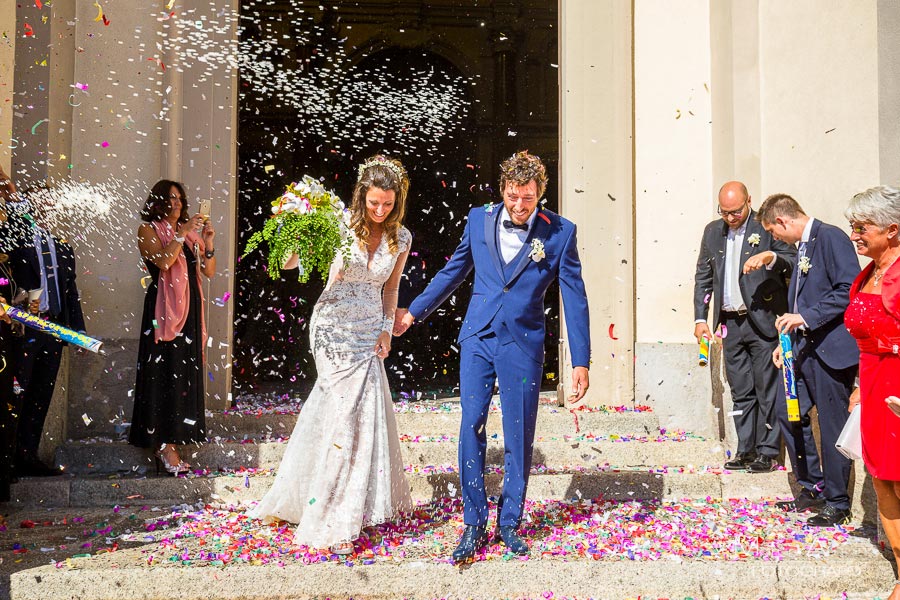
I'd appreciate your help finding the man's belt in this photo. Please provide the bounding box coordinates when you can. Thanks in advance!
[721,308,748,317]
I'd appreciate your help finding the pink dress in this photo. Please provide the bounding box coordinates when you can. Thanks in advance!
[844,292,900,480]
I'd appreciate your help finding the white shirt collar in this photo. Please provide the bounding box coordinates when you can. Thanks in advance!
[800,217,814,243]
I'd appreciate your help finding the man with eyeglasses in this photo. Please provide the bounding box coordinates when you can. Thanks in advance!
[693,181,796,473]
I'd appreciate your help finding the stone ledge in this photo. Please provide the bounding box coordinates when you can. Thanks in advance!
[9,550,894,600]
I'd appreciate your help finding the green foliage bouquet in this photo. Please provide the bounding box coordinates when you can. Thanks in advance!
[242,175,350,282]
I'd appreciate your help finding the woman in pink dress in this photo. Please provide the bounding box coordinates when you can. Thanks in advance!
[844,185,900,600]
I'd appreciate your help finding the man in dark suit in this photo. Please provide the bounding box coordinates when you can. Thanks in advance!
[395,151,590,560]
[6,189,85,477]
[694,181,796,472]
[752,194,860,526]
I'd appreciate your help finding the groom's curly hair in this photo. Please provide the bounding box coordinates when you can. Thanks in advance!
[350,155,409,255]
[500,151,548,199]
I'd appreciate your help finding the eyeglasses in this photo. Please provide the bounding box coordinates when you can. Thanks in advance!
[717,203,747,218]
[849,222,872,235]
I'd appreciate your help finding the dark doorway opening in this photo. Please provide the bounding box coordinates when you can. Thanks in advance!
[234,1,560,401]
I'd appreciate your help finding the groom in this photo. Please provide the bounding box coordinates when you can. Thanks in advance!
[395,151,591,560]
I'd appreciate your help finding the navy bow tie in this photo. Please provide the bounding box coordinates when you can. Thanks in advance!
[503,219,528,232]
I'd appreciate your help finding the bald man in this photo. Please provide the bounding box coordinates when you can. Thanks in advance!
[693,181,796,473]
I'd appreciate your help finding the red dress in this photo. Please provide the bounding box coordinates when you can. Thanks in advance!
[845,264,900,481]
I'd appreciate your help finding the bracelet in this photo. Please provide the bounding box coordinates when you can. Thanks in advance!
[174,235,185,244]
[382,315,394,332]
[204,249,215,259]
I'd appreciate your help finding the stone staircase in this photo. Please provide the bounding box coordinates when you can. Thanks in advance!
[3,396,896,599]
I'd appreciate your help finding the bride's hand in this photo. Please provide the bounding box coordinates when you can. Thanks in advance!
[374,331,391,359]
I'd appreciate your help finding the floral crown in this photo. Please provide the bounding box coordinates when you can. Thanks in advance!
[357,157,404,182]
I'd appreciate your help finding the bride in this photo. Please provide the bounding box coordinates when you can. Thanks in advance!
[249,155,414,554]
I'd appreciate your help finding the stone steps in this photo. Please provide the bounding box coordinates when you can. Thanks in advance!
[54,438,723,475]
[7,468,794,509]
[206,402,660,439]
[10,546,895,600]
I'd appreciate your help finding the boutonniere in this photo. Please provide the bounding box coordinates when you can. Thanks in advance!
[798,256,812,274]
[747,233,761,247]
[529,238,545,262]
[484,203,495,214]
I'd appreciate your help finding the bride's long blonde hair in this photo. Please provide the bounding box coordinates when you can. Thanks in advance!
[349,155,410,254]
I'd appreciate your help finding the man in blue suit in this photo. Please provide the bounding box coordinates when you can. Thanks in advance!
[395,151,590,560]
[752,194,860,526]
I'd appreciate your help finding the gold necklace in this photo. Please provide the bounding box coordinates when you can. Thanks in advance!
[874,252,900,287]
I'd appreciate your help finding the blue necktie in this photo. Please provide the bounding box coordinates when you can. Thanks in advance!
[40,233,62,317]
[793,241,807,312]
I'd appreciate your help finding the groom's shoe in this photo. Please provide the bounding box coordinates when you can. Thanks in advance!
[498,525,530,555]
[452,525,488,562]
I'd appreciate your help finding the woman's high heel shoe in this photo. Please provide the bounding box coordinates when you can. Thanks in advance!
[154,444,189,476]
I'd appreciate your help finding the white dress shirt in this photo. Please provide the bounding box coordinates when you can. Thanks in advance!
[32,226,61,314]
[498,207,538,264]
[722,221,747,312]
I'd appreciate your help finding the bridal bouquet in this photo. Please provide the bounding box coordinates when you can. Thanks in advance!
[242,175,350,282]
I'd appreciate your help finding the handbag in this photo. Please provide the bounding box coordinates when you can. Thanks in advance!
[835,404,862,461]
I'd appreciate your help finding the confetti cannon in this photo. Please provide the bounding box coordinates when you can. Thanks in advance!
[1,302,103,353]
[779,332,800,422]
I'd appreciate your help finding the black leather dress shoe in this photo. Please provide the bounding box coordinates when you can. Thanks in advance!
[498,525,529,555]
[807,505,852,527]
[747,455,778,473]
[452,525,488,562]
[723,452,757,470]
[775,488,825,512]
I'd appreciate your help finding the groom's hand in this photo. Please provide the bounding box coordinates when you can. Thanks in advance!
[570,366,590,404]
[393,309,415,336]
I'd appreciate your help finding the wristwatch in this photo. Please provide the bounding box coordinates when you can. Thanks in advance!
[205,249,216,259]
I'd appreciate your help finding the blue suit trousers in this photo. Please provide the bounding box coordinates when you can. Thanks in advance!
[458,331,543,527]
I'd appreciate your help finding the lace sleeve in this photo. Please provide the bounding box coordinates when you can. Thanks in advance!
[381,231,411,332]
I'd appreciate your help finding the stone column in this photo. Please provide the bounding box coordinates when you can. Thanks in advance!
[559,0,634,406]
[878,0,900,186]
[0,6,17,172]
[11,2,51,186]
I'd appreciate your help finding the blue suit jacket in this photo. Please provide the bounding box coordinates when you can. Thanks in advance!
[791,218,859,370]
[408,204,591,368]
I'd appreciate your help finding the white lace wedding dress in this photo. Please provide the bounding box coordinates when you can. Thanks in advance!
[249,226,414,548]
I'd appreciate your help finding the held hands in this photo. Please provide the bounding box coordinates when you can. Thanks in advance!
[201,218,216,246]
[393,309,415,336]
[177,214,205,238]
[742,251,775,274]
[374,331,391,359]
[774,313,805,334]
[772,345,783,369]
[569,366,590,404]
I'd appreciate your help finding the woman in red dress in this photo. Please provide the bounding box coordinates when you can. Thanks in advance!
[844,185,900,600]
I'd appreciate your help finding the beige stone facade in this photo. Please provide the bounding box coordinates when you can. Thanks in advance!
[2,0,899,449]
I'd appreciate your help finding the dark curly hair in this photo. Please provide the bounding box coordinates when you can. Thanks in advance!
[499,150,548,199]
[141,180,188,223]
